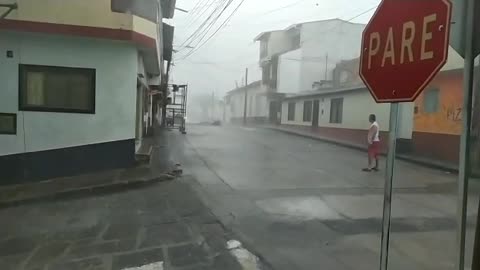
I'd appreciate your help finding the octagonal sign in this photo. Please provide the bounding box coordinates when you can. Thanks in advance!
[359,0,452,103]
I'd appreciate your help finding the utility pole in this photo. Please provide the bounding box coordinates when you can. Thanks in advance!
[243,68,248,125]
[211,91,215,121]
[325,53,329,81]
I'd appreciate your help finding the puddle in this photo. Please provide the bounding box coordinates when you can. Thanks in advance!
[256,196,341,220]
[228,240,262,270]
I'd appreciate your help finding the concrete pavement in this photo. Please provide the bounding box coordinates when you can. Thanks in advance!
[171,124,480,270]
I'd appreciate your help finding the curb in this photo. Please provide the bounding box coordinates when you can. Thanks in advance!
[265,126,459,174]
[0,174,175,209]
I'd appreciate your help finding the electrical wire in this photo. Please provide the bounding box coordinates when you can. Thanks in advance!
[181,0,218,30]
[181,0,235,50]
[257,0,307,16]
[177,0,230,49]
[179,0,246,60]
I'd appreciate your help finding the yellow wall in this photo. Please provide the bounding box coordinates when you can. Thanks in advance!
[414,71,463,135]
[0,0,157,40]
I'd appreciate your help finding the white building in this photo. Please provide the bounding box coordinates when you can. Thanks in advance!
[225,81,277,124]
[278,46,464,154]
[0,0,175,184]
[277,19,365,93]
[232,19,366,125]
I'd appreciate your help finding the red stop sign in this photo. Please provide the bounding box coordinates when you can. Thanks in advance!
[359,0,452,103]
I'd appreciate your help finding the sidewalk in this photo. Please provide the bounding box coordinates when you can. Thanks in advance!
[0,177,257,270]
[0,165,176,209]
[264,125,459,173]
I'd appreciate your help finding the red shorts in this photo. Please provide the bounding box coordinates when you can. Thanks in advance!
[368,141,380,158]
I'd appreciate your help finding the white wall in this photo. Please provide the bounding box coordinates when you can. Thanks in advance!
[276,20,365,93]
[277,49,301,94]
[0,32,138,156]
[226,83,269,121]
[299,20,364,91]
[280,89,415,139]
[281,90,391,130]
[397,103,414,139]
[267,31,294,58]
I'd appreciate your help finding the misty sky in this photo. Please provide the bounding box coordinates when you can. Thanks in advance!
[170,0,381,98]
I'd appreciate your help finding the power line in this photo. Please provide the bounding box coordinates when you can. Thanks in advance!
[257,0,307,16]
[181,0,218,30]
[179,0,247,60]
[177,0,230,49]
[182,0,235,50]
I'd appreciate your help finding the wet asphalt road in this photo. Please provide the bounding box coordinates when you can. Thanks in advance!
[170,124,475,270]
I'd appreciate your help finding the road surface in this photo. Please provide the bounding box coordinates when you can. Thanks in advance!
[172,124,479,270]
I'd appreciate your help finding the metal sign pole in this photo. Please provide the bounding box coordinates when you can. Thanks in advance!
[379,102,399,270]
[456,0,476,268]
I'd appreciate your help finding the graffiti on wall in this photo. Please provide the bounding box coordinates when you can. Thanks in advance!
[414,72,463,135]
[446,106,462,122]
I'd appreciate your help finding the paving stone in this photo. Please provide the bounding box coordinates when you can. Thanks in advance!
[211,252,242,270]
[140,210,178,225]
[24,241,70,270]
[66,239,135,259]
[204,234,228,254]
[141,223,192,248]
[0,236,39,256]
[112,247,164,270]
[103,223,142,240]
[48,257,106,270]
[183,211,218,225]
[171,263,209,270]
[168,243,208,267]
[199,223,226,236]
[47,225,104,242]
[0,254,28,270]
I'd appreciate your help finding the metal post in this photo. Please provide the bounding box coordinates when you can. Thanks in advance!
[243,68,248,125]
[457,0,476,268]
[379,102,399,270]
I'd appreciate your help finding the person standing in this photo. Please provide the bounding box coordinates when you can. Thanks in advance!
[363,114,380,172]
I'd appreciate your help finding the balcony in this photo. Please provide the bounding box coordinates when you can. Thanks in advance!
[0,0,161,48]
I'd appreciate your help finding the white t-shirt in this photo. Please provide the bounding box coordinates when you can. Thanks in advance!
[370,121,380,142]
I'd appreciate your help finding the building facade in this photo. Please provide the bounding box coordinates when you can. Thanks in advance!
[277,19,365,93]
[0,0,175,184]
[277,47,466,165]
[225,81,272,124]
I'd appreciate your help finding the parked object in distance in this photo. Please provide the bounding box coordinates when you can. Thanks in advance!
[212,120,222,126]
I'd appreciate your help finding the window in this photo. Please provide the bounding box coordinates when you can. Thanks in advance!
[19,65,96,114]
[303,101,313,122]
[0,113,16,135]
[260,41,268,58]
[288,102,296,121]
[329,98,343,123]
[424,88,439,113]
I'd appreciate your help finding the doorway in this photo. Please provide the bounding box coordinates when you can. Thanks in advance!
[312,100,319,128]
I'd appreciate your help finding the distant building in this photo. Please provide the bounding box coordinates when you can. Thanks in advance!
[226,81,269,124]
[227,19,366,125]
[276,19,365,93]
[278,47,465,164]
[0,0,176,184]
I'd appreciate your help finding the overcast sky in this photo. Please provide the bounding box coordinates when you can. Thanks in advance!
[169,0,381,98]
